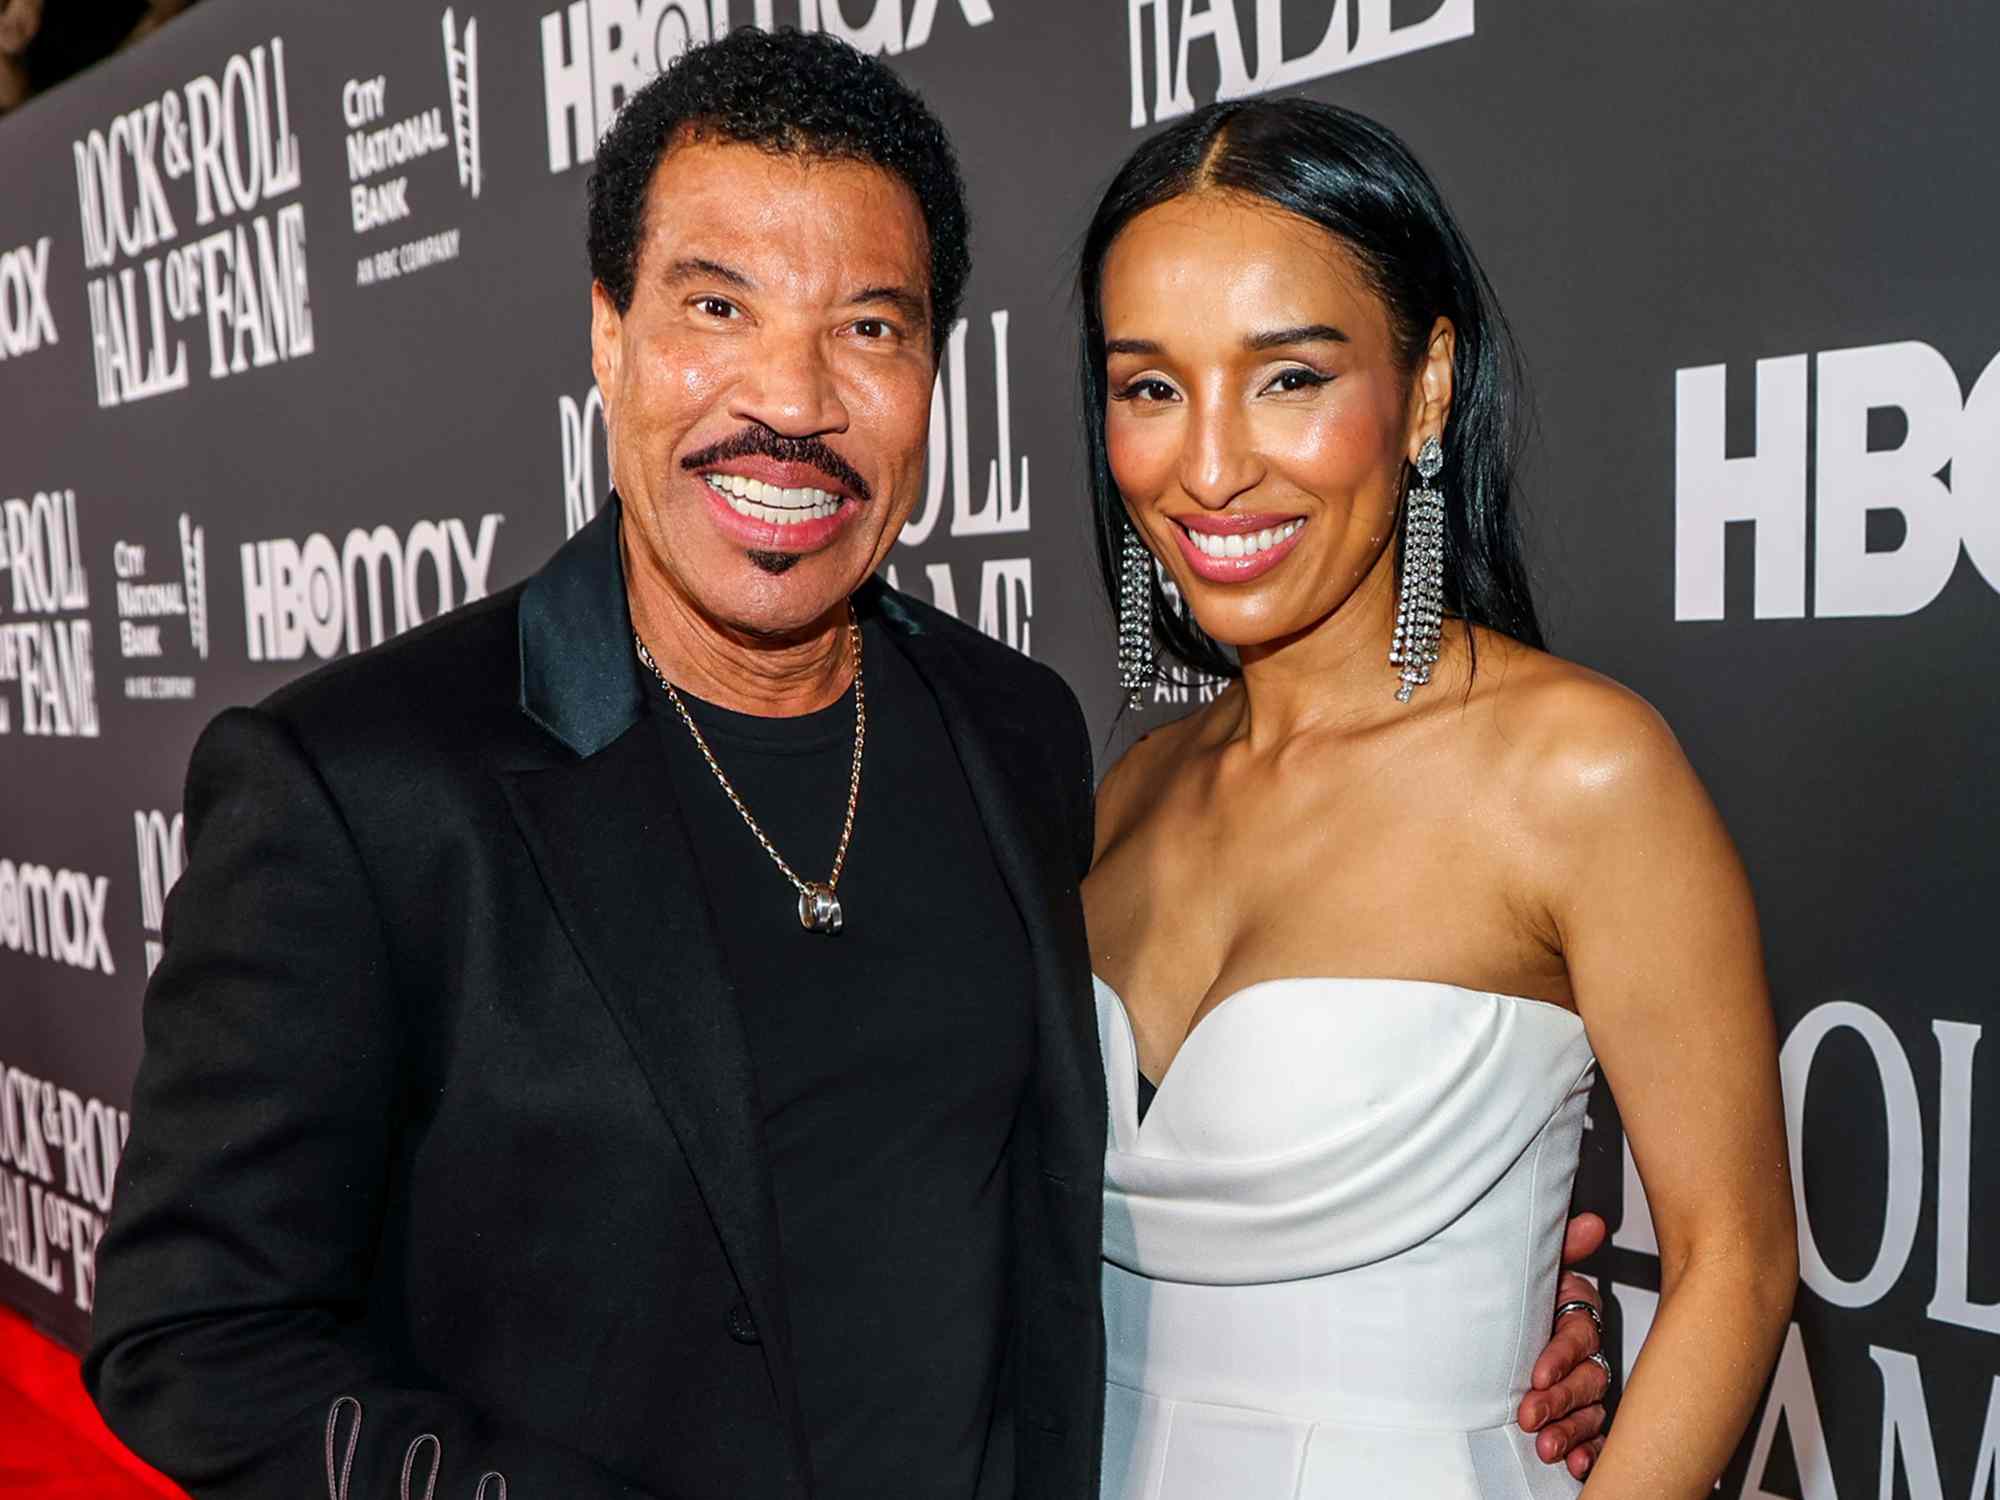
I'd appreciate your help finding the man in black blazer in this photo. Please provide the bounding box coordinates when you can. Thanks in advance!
[86,28,1609,1500]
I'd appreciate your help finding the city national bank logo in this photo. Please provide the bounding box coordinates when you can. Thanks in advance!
[0,488,98,738]
[1128,0,1473,128]
[347,11,482,289]
[883,309,1033,655]
[112,516,208,704]
[133,810,186,976]
[540,0,996,171]
[239,514,504,663]
[1675,339,2000,620]
[70,38,314,409]
[0,859,114,975]
[0,238,58,362]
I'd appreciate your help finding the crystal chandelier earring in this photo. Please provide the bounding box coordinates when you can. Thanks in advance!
[1389,435,1446,703]
[1118,520,1155,710]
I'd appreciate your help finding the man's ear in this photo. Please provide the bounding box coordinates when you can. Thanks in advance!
[589,281,623,425]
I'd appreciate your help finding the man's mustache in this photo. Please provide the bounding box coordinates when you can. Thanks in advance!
[681,427,872,504]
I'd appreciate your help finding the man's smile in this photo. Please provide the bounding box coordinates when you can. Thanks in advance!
[697,462,864,555]
[704,472,846,526]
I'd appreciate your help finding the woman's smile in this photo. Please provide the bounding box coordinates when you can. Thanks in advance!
[1167,512,1309,581]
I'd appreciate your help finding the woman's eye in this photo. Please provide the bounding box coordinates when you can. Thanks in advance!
[1116,378,1178,403]
[1268,367,1329,393]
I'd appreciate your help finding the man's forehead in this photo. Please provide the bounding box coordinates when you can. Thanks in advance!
[643,138,930,276]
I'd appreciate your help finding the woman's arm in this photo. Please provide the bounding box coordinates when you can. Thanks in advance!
[1527,681,1797,1499]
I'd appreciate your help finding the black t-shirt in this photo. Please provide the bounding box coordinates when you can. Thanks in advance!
[645,617,1034,1499]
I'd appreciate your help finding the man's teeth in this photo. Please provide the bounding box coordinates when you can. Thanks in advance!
[1185,519,1303,559]
[705,473,845,526]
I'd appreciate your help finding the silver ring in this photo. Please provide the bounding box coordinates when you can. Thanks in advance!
[1586,1349,1613,1385]
[1553,1298,1602,1332]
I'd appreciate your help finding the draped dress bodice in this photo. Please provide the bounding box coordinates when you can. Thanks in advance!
[1097,975,1596,1499]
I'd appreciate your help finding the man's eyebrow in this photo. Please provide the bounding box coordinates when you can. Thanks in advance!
[1104,337,1164,357]
[846,284,928,325]
[663,257,755,289]
[1247,323,1347,350]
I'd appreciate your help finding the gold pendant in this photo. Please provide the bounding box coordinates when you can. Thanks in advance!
[798,882,844,934]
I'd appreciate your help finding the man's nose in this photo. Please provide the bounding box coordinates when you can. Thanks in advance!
[730,327,851,437]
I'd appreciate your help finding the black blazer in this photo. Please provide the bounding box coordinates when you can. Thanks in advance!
[86,500,1108,1500]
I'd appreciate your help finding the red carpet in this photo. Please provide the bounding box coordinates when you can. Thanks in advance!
[0,1305,187,1498]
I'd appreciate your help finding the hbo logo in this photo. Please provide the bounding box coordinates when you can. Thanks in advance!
[1675,340,2000,619]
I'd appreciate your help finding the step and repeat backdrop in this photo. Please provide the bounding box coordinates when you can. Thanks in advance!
[0,1,1993,1492]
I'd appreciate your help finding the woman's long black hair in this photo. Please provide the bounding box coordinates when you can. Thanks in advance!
[1080,98,1543,688]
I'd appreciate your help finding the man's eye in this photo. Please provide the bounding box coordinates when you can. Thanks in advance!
[696,297,737,319]
[853,319,892,340]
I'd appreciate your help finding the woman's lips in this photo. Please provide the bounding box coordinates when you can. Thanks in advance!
[1167,515,1308,583]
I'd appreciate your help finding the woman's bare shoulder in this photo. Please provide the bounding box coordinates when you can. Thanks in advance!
[1466,631,1705,835]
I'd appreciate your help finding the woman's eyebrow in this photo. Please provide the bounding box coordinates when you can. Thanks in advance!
[1246,323,1348,350]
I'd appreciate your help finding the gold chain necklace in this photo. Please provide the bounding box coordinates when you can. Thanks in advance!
[633,613,864,934]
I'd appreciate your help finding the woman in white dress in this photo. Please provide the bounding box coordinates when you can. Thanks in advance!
[1079,99,1798,1499]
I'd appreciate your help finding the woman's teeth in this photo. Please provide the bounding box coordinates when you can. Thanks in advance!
[1184,519,1303,559]
[705,473,844,526]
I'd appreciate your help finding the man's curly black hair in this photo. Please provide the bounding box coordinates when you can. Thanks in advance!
[586,28,970,358]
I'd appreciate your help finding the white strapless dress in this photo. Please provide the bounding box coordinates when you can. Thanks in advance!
[1096,975,1596,1500]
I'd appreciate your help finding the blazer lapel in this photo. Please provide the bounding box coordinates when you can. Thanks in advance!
[503,501,807,1476]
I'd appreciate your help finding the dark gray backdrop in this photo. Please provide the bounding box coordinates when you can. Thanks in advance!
[1,3,1993,1493]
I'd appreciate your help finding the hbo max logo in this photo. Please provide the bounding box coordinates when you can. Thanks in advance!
[1675,340,2000,619]
[238,515,504,663]
[541,0,997,172]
